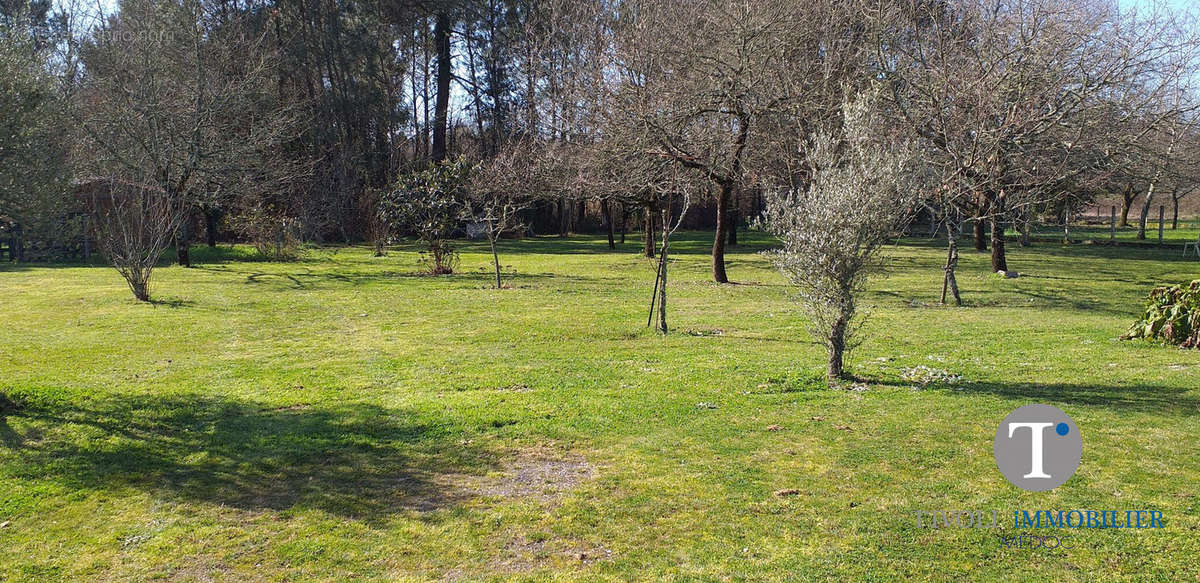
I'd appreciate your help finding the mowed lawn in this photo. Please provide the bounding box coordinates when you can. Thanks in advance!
[2,231,1199,582]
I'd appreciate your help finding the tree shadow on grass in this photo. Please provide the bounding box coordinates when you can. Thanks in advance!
[949,380,1200,416]
[201,265,619,290]
[2,392,496,522]
[0,417,21,447]
[475,231,780,256]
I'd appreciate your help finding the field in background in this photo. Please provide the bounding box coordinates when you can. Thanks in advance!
[2,232,1199,581]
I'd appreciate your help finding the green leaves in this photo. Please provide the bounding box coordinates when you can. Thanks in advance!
[377,159,475,274]
[1121,280,1200,348]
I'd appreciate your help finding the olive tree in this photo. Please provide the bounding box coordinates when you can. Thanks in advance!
[757,92,922,381]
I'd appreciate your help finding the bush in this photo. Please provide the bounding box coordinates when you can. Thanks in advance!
[378,160,473,275]
[1121,280,1200,348]
[238,211,303,261]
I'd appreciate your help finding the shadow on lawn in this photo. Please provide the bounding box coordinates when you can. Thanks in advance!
[951,380,1200,416]
[3,393,495,521]
[487,232,778,256]
[199,265,628,290]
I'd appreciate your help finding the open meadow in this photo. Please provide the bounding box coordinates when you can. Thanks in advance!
[2,232,1199,582]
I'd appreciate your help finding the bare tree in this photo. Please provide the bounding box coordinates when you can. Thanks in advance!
[641,161,701,334]
[74,0,303,269]
[875,0,1199,283]
[90,178,182,301]
[466,140,555,288]
[757,91,922,381]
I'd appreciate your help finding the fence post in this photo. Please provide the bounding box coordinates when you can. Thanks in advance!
[1158,205,1165,247]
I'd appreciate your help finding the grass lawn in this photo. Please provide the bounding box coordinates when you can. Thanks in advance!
[2,231,1199,582]
[1024,218,1200,247]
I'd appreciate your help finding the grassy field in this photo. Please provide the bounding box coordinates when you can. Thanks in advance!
[2,231,1199,582]
[1025,218,1200,247]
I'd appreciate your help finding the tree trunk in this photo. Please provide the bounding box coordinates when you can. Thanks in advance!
[1173,195,1180,229]
[973,219,987,251]
[489,225,502,289]
[827,312,847,381]
[1018,210,1031,247]
[712,183,731,283]
[1120,185,1135,227]
[431,11,452,162]
[132,279,150,302]
[1137,186,1156,240]
[10,223,22,262]
[619,204,627,244]
[602,198,615,249]
[176,219,192,268]
[726,203,738,246]
[656,207,669,334]
[990,218,1007,272]
[643,203,655,258]
[941,222,961,306]
[204,207,218,247]
[559,197,570,237]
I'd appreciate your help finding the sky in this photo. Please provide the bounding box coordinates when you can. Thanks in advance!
[1118,0,1198,17]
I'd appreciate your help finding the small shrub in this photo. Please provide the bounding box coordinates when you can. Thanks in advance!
[378,160,472,275]
[1121,280,1200,348]
[238,211,303,261]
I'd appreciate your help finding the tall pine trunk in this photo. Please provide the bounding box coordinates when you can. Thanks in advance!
[431,12,452,162]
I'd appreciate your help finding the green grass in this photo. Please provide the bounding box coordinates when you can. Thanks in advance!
[2,231,1199,582]
[1024,218,1200,246]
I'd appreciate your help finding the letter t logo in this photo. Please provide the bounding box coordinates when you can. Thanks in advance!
[1008,422,1054,478]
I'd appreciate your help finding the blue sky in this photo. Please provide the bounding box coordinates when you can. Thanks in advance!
[1118,0,1198,16]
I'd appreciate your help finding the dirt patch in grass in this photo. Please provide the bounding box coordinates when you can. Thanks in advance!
[441,534,613,581]
[165,560,232,583]
[403,447,596,512]
[458,450,595,502]
[424,448,605,580]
